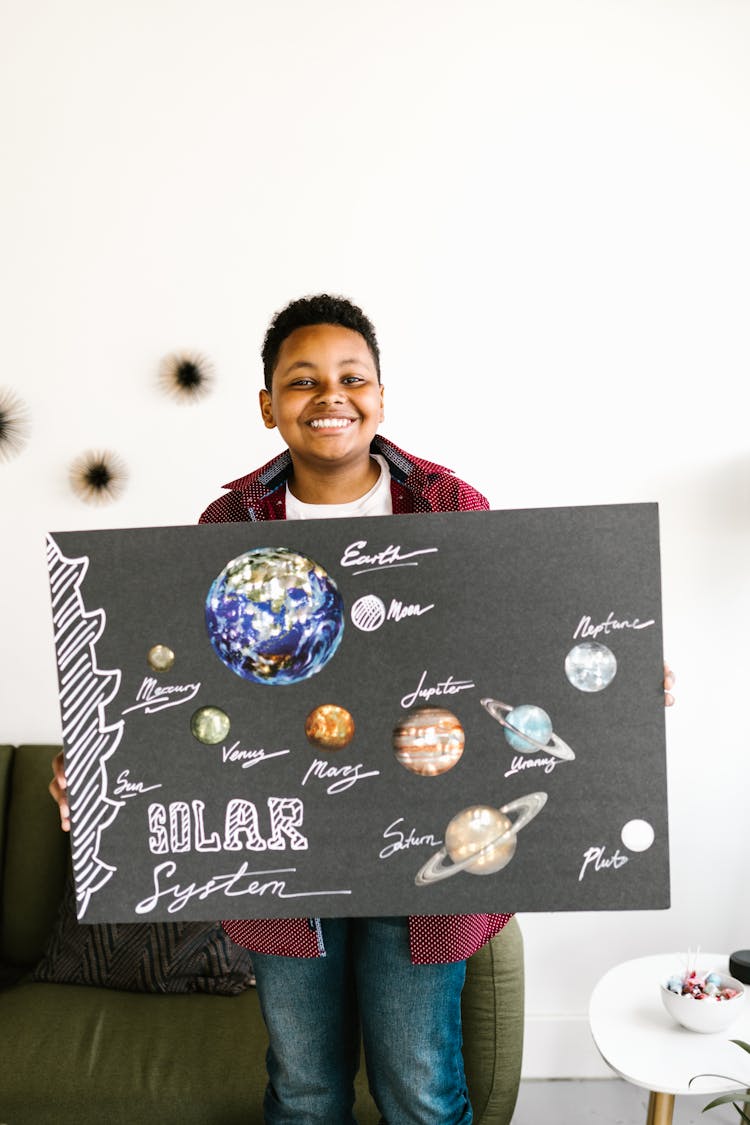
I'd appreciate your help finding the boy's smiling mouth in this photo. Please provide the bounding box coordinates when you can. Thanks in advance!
[308,417,355,430]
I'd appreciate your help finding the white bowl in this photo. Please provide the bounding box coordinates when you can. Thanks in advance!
[660,974,745,1033]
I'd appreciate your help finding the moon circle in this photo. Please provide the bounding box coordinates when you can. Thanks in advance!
[351,595,386,632]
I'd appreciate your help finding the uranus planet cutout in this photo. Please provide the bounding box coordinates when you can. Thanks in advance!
[415,794,547,884]
[481,699,576,761]
[565,641,617,692]
[205,547,344,685]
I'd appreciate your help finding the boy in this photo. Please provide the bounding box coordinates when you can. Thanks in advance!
[199,294,510,1125]
[51,293,675,1122]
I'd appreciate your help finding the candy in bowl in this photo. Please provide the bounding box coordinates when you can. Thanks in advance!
[661,966,745,1033]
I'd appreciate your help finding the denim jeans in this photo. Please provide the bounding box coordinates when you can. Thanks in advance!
[251,917,472,1125]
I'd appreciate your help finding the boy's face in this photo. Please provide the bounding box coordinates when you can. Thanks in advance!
[259,323,384,473]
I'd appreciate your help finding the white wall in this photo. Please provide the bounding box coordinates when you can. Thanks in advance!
[2,0,749,1077]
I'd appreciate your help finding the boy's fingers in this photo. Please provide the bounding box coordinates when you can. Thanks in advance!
[663,662,675,707]
[52,750,67,788]
[49,752,71,830]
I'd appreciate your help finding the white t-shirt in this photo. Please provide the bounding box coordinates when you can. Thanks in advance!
[285,454,393,520]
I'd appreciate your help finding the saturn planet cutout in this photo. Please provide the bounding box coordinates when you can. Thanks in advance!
[415,793,548,885]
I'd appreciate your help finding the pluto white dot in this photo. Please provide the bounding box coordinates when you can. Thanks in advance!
[621,819,655,852]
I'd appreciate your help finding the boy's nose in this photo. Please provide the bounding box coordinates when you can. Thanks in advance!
[314,381,346,404]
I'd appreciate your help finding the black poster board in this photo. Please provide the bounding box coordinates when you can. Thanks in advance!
[46,504,669,923]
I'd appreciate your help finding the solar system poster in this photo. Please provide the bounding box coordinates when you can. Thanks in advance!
[45,503,669,924]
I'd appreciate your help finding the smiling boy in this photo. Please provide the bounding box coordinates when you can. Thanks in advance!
[200,295,490,529]
[49,292,674,1122]
[259,321,384,500]
[199,294,508,1125]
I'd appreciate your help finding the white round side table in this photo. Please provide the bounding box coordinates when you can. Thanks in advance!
[589,953,749,1125]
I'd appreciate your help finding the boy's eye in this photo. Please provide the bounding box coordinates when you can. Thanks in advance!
[341,375,364,385]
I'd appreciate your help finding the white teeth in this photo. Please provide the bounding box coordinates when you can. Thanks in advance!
[309,418,353,429]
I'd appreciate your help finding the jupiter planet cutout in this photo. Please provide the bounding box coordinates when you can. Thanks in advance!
[393,708,465,776]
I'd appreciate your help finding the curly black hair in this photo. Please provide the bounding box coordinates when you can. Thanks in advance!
[261,294,381,390]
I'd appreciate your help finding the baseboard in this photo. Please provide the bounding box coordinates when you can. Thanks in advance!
[521,1014,614,1079]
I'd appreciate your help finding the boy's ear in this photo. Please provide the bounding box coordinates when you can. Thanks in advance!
[379,383,385,422]
[259,388,276,429]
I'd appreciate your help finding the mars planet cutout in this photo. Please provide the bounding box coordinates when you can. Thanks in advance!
[305,704,355,751]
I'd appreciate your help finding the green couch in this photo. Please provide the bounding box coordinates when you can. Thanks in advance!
[0,744,524,1124]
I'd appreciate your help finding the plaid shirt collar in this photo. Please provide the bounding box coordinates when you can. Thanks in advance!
[221,435,451,512]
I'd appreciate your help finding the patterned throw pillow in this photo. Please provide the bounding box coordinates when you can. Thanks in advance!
[31,876,254,994]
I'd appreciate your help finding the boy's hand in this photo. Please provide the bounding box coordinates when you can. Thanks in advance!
[664,662,676,707]
[49,750,70,832]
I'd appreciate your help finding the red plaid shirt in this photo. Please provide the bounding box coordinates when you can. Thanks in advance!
[199,435,513,963]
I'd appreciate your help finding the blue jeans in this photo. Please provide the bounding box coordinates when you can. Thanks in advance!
[251,917,472,1125]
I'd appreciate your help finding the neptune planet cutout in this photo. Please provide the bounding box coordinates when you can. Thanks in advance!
[565,641,617,692]
[205,547,344,685]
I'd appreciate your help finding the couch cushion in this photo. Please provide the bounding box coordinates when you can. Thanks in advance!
[0,981,385,1125]
[32,874,255,994]
[0,744,68,967]
[461,915,524,1125]
[0,981,268,1124]
[0,745,13,903]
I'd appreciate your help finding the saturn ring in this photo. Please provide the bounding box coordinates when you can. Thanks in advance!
[415,792,548,885]
[481,698,576,761]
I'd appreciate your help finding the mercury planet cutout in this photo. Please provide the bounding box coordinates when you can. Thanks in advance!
[205,547,345,685]
[147,644,175,672]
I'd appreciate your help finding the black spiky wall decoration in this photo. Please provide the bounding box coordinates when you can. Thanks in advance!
[69,449,128,504]
[0,388,31,462]
[158,350,214,401]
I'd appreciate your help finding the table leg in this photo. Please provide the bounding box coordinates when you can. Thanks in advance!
[646,1091,675,1125]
